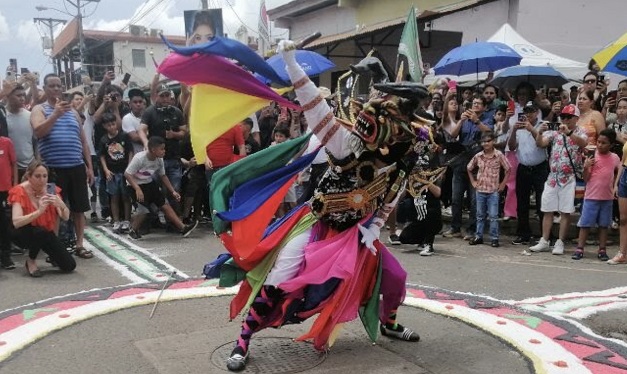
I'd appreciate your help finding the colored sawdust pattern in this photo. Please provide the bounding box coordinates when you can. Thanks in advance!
[0,281,626,373]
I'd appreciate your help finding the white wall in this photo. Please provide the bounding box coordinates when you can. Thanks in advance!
[279,6,356,41]
[112,40,173,87]
[429,0,510,44]
[515,0,624,64]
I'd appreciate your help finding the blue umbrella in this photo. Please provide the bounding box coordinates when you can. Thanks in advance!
[265,50,335,84]
[490,66,568,89]
[434,42,522,76]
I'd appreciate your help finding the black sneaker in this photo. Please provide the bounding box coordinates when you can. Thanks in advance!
[1,258,15,270]
[380,323,420,341]
[388,234,401,245]
[90,212,99,222]
[572,250,584,260]
[181,220,199,237]
[128,229,142,240]
[469,237,483,245]
[491,240,500,248]
[226,345,249,372]
[597,251,609,261]
[511,236,530,245]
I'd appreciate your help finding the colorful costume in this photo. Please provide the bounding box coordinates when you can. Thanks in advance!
[209,41,431,372]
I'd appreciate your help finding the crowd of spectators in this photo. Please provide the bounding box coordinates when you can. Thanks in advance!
[1,66,627,277]
[390,73,627,264]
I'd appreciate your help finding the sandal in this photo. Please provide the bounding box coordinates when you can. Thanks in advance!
[74,247,94,259]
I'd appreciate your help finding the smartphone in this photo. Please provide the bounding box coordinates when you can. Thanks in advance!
[122,73,131,85]
[507,100,515,113]
[448,80,457,91]
[46,183,56,195]
[464,101,472,111]
[598,74,605,83]
[517,113,527,122]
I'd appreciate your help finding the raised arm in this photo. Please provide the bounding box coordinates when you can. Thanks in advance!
[278,40,351,159]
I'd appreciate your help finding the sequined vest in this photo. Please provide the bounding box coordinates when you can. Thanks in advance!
[311,150,406,231]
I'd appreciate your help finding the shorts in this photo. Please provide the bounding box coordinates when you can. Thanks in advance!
[49,165,90,213]
[540,178,575,214]
[617,167,627,198]
[130,181,166,209]
[577,199,613,228]
[105,173,128,196]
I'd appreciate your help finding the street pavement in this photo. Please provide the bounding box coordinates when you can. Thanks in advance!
[0,218,626,374]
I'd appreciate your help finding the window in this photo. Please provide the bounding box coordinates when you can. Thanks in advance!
[132,49,146,68]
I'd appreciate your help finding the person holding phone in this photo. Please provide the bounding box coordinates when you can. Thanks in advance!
[507,102,548,245]
[8,161,76,277]
[30,73,95,259]
[442,95,494,240]
[604,79,627,125]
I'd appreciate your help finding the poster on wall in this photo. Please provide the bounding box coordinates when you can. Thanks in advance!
[184,9,224,46]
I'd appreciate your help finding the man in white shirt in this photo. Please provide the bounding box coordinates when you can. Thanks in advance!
[507,102,548,245]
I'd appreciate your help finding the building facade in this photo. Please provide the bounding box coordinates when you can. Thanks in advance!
[268,0,625,89]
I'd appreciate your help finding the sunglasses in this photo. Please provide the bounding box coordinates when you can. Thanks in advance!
[560,114,574,120]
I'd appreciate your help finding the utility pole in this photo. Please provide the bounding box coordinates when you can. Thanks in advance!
[63,0,100,75]
[33,17,67,74]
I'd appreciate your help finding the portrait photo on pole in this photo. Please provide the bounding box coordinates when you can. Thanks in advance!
[184,9,224,46]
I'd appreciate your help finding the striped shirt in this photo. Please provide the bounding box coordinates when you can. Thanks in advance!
[38,103,84,168]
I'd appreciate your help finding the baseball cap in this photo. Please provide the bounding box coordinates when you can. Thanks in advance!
[522,101,538,112]
[561,104,580,117]
[157,84,173,96]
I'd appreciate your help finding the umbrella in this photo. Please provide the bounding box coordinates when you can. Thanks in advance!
[490,66,568,89]
[265,50,335,83]
[434,41,522,76]
[592,32,627,77]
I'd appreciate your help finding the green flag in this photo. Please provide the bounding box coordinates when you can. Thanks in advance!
[398,7,423,82]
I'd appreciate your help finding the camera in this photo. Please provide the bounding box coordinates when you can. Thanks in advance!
[547,122,559,131]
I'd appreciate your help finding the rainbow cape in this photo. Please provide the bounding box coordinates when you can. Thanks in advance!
[157,37,299,164]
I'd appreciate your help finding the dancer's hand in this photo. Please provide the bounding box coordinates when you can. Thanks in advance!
[357,224,379,256]
[277,40,297,65]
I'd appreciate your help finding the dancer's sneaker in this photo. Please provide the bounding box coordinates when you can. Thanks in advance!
[226,345,249,372]
[380,323,420,341]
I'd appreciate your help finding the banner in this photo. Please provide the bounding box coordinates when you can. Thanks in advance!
[398,7,423,82]
[258,0,271,55]
[184,9,224,46]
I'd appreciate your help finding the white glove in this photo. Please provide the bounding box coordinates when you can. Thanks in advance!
[357,223,380,256]
[277,40,297,65]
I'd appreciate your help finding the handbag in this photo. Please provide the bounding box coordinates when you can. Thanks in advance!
[562,134,585,199]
